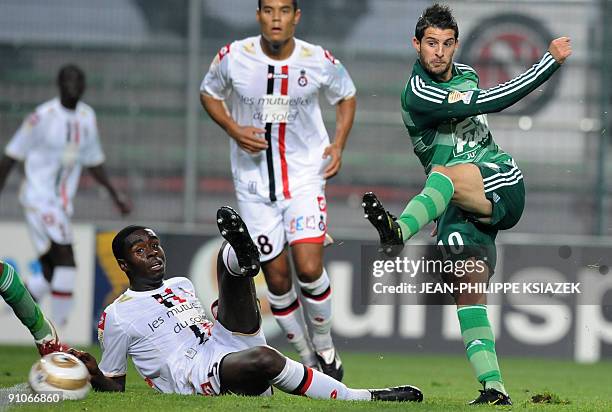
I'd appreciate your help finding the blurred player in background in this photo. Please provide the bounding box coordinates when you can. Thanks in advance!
[0,64,131,327]
[362,4,571,405]
[200,0,356,379]
[70,207,422,402]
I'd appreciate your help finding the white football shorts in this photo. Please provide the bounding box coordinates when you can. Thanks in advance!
[23,203,73,255]
[190,320,268,396]
[237,185,328,262]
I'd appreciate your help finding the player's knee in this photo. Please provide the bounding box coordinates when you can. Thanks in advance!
[248,346,284,377]
[262,266,292,294]
[295,261,323,282]
[49,243,75,267]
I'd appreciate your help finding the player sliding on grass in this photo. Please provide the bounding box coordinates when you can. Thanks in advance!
[69,207,422,402]
[362,4,571,406]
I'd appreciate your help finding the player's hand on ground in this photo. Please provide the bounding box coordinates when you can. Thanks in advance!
[68,348,102,377]
[548,37,572,64]
[113,192,132,216]
[229,125,268,154]
[322,143,343,179]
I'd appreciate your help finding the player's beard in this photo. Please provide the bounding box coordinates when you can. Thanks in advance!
[420,53,453,81]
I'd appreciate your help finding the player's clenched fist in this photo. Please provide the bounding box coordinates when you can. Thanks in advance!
[548,37,572,64]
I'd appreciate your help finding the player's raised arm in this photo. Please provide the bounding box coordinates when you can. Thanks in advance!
[404,38,572,127]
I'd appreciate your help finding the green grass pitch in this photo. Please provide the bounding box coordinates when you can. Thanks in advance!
[1,345,611,411]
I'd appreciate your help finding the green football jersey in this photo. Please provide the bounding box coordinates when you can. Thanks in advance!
[401,52,560,174]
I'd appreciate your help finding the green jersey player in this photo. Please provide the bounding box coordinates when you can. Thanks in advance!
[362,3,572,405]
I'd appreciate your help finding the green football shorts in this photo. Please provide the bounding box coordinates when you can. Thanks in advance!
[436,160,525,274]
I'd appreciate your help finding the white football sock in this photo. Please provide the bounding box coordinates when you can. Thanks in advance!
[271,357,370,400]
[221,242,242,276]
[299,269,333,351]
[25,273,50,302]
[267,289,316,366]
[50,266,75,326]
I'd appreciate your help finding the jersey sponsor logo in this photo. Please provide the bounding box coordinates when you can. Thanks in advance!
[300,46,313,58]
[317,196,327,212]
[298,69,308,87]
[267,72,289,80]
[318,215,326,232]
[453,115,489,156]
[260,94,294,124]
[97,311,107,345]
[217,43,231,61]
[324,49,339,65]
[243,42,256,55]
[447,90,474,104]
[153,288,187,307]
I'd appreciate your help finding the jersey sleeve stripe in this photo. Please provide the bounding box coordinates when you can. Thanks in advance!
[477,53,554,101]
[416,76,449,98]
[455,63,476,72]
[478,53,554,98]
[410,77,445,104]
[478,53,554,100]
[476,57,555,103]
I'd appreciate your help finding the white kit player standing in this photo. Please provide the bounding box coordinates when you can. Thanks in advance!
[0,64,131,327]
[200,0,356,379]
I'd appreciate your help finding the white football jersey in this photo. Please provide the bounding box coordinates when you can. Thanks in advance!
[5,98,105,215]
[201,36,356,202]
[98,277,214,394]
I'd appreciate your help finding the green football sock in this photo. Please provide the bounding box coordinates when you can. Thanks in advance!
[458,305,508,396]
[0,261,53,342]
[397,171,454,241]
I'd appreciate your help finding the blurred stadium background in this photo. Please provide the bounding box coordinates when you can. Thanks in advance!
[0,0,610,235]
[0,0,611,365]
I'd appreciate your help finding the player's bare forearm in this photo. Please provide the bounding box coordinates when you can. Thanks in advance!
[332,96,356,150]
[90,373,125,392]
[68,349,125,392]
[200,93,236,134]
[0,154,17,193]
[88,164,131,215]
[201,92,267,153]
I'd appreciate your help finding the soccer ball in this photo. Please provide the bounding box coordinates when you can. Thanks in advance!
[28,352,91,400]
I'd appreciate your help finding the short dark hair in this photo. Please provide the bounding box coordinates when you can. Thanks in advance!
[415,3,458,41]
[57,64,85,85]
[258,0,298,11]
[112,225,149,261]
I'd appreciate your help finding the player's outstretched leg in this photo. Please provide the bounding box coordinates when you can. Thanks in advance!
[362,192,404,256]
[0,260,67,355]
[217,206,260,277]
[220,346,423,402]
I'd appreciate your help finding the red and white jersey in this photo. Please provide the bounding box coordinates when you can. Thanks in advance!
[201,36,356,202]
[98,277,214,394]
[5,98,105,215]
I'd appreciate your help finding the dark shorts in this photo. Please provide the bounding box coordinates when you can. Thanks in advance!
[436,160,525,273]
